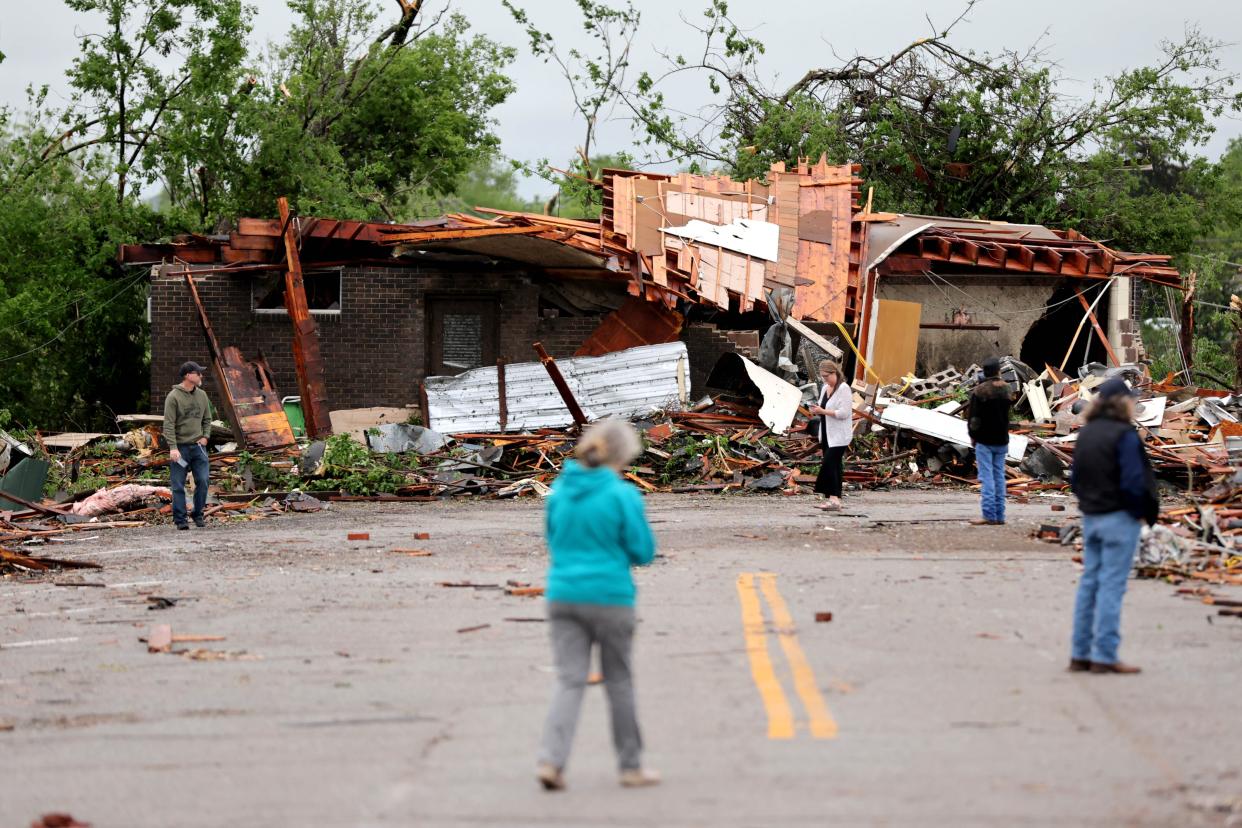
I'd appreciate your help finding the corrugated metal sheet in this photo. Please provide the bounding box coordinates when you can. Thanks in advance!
[426,342,690,434]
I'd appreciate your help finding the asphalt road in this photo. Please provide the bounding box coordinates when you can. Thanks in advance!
[3,490,1240,827]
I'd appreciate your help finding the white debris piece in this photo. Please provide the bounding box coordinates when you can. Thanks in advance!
[661,218,780,262]
[880,404,1028,462]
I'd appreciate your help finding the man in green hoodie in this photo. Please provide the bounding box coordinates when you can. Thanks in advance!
[163,361,213,530]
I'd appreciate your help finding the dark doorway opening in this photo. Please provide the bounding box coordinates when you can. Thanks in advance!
[1020,280,1109,373]
[426,297,499,377]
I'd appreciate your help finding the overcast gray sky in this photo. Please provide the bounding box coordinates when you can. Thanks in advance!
[2,0,1239,200]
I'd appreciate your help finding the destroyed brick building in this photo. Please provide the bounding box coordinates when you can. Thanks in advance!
[120,157,1183,427]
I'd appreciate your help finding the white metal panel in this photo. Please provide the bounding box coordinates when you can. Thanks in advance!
[880,403,1029,462]
[426,342,691,434]
[661,218,779,262]
[737,357,801,435]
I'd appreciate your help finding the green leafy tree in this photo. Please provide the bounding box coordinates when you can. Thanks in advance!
[43,0,517,224]
[51,0,251,204]
[0,1,519,429]
[401,154,546,218]
[554,150,636,219]
[226,1,516,220]
[0,118,174,430]
[616,2,1241,244]
[504,0,639,212]
[1145,139,1242,387]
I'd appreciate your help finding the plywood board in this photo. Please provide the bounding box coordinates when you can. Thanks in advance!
[792,176,852,322]
[772,177,801,287]
[611,175,634,241]
[632,178,667,255]
[870,299,922,384]
[798,209,835,244]
[665,191,767,223]
[329,407,412,445]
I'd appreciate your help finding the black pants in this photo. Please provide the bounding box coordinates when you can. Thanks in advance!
[815,445,847,498]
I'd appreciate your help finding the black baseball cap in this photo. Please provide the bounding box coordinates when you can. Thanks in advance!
[179,361,207,377]
[1095,377,1139,400]
[982,357,1001,377]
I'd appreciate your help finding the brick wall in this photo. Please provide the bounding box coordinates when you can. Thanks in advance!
[533,312,606,358]
[150,264,540,412]
[682,323,750,396]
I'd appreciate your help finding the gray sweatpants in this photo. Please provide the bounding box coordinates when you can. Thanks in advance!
[538,601,642,771]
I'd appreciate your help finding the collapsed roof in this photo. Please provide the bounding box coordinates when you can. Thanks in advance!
[120,155,1183,322]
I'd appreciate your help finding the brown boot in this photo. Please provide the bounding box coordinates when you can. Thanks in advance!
[1067,659,1092,672]
[968,518,991,526]
[619,768,661,788]
[537,763,565,791]
[1090,661,1142,674]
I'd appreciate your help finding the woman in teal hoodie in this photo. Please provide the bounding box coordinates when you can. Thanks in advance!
[537,418,659,791]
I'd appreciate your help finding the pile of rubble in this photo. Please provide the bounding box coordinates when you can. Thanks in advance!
[7,330,1242,584]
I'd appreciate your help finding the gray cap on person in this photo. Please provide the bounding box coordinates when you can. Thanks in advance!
[179,361,207,377]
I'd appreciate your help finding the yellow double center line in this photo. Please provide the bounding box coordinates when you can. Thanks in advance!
[736,572,838,740]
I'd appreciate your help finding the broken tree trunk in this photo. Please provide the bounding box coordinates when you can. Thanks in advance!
[1180,271,1197,381]
[277,197,332,438]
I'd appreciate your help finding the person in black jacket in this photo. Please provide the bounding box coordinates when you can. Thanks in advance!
[966,357,1014,525]
[1068,378,1159,675]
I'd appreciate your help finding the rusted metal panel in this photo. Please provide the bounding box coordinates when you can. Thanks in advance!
[533,342,588,427]
[278,197,332,438]
[574,296,684,357]
[183,274,296,449]
[217,351,298,449]
[497,359,508,431]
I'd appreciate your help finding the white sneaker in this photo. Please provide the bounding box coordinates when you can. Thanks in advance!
[619,768,661,788]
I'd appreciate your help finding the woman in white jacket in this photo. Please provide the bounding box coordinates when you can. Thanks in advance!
[809,359,854,511]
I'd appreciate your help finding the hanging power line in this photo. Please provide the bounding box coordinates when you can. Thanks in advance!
[0,268,150,339]
[1183,251,1242,270]
[0,269,148,364]
[921,271,1117,318]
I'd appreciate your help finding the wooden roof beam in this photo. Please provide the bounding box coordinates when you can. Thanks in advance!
[377,225,547,245]
[1007,244,1036,271]
[1062,248,1091,276]
[920,235,954,260]
[1032,246,1064,274]
[948,238,981,266]
[979,242,1008,269]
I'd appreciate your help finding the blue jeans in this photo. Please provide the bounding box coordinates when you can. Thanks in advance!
[1071,511,1142,664]
[170,442,209,526]
[975,443,1007,523]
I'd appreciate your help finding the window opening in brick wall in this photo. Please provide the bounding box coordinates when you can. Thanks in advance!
[441,313,484,371]
[427,297,499,377]
[252,269,342,315]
